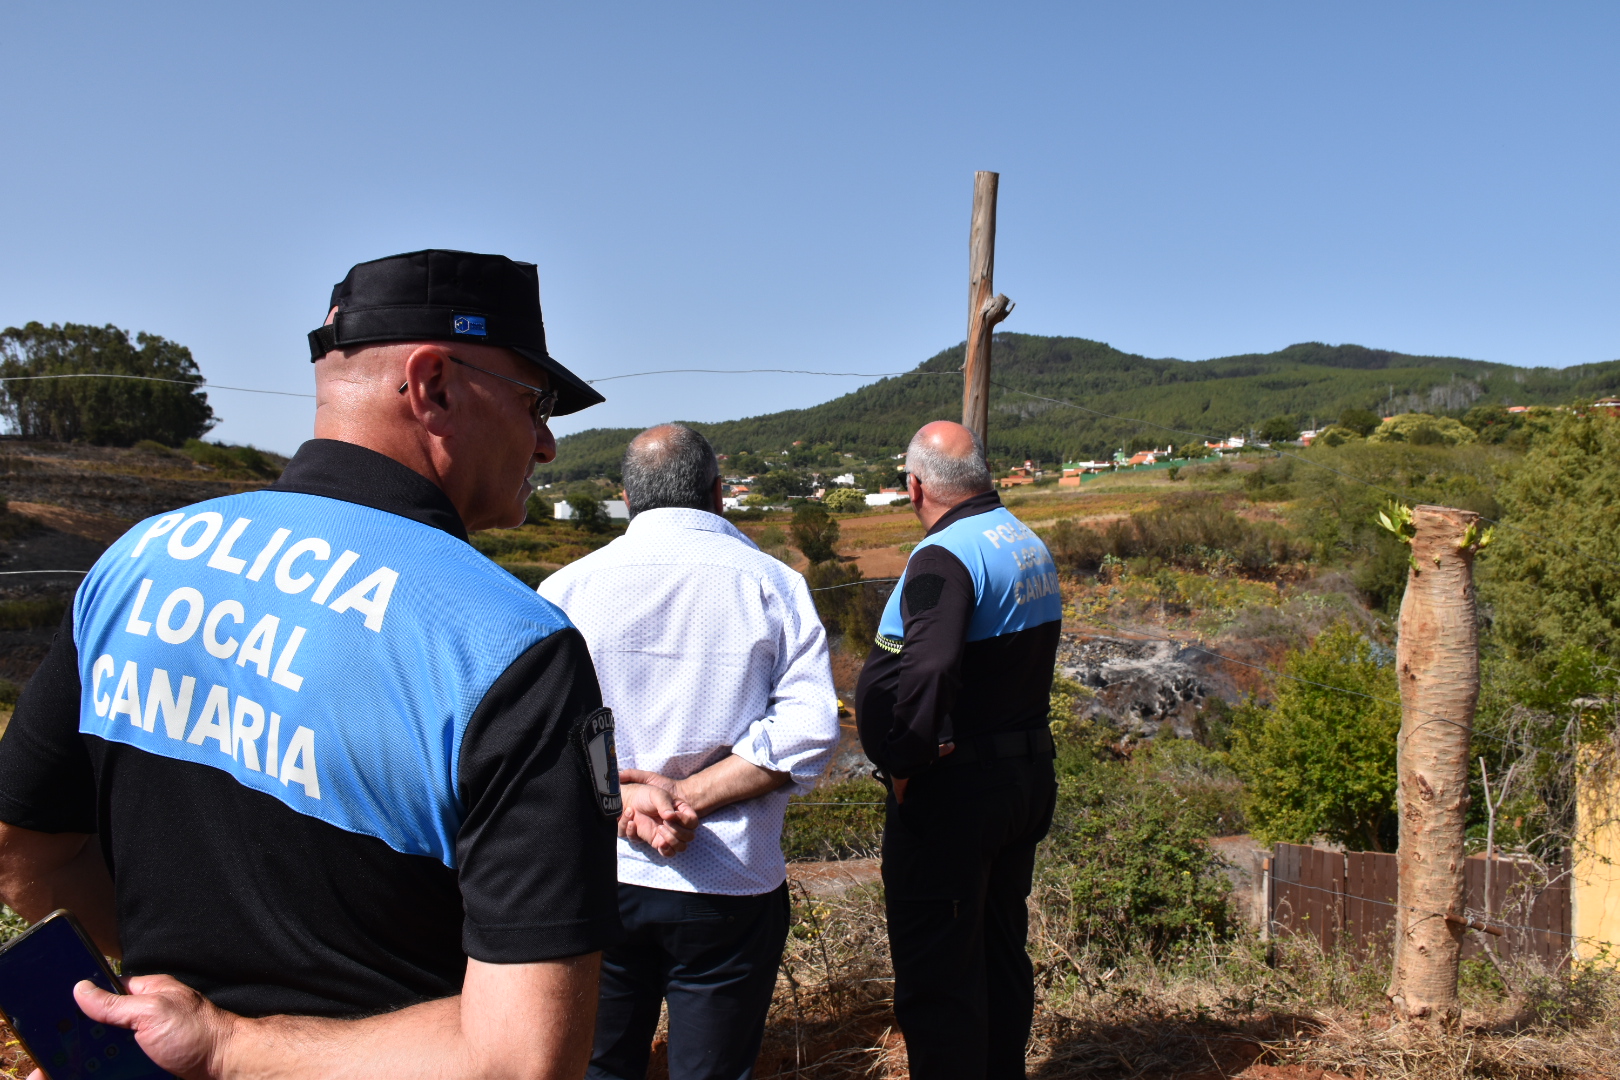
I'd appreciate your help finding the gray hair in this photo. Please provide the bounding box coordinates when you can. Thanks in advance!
[622,423,720,516]
[906,426,992,499]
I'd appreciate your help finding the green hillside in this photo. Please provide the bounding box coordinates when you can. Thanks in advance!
[537,334,1620,481]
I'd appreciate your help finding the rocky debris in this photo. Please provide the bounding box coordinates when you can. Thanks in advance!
[1057,633,1244,743]
[822,725,877,786]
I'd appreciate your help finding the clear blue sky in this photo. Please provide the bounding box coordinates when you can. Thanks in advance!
[3,2,1618,454]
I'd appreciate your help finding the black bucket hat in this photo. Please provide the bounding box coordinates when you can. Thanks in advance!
[307,249,605,416]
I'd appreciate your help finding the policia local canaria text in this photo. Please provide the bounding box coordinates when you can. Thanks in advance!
[86,509,400,802]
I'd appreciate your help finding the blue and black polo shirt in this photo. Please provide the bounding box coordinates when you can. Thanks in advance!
[0,440,622,1018]
[855,490,1063,777]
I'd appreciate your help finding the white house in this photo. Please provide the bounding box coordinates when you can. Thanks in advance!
[865,489,907,507]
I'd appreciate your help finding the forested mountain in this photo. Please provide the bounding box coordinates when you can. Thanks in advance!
[537,334,1620,481]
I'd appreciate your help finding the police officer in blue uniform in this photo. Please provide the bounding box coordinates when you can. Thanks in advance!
[856,421,1063,1080]
[0,250,638,1078]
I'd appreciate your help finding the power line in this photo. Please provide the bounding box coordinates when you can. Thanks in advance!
[9,370,1609,585]
[0,373,315,399]
[586,369,957,384]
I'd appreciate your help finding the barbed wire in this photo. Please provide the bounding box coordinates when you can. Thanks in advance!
[0,570,88,576]
[809,577,898,593]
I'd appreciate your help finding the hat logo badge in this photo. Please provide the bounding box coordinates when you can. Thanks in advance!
[452,314,487,337]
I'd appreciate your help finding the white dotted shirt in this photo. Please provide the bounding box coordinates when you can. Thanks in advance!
[538,508,839,895]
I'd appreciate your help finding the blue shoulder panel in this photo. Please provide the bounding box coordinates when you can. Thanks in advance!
[74,491,572,868]
[877,507,1062,646]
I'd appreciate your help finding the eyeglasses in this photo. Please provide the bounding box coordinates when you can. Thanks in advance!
[397,356,559,426]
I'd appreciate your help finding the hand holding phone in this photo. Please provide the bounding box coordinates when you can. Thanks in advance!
[0,910,171,1079]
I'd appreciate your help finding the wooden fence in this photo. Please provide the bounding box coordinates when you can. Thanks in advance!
[1267,843,1572,967]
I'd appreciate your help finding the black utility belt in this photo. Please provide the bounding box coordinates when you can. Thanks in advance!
[937,726,1055,767]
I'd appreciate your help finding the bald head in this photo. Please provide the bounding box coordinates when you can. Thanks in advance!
[906,421,992,501]
[622,423,721,517]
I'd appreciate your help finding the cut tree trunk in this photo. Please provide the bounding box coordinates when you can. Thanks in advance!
[1387,505,1481,1025]
[961,171,1013,445]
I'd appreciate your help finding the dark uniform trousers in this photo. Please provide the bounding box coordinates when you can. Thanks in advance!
[589,881,791,1080]
[883,752,1057,1080]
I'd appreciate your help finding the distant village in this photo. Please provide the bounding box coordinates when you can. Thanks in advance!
[542,397,1620,516]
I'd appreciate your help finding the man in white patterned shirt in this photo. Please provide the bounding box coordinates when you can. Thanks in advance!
[538,423,839,1080]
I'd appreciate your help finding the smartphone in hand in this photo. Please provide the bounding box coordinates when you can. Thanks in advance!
[0,910,170,1078]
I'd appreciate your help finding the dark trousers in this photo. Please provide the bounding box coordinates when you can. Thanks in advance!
[589,881,790,1080]
[882,755,1057,1080]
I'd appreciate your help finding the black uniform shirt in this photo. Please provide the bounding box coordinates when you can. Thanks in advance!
[0,439,622,1018]
[855,491,1062,777]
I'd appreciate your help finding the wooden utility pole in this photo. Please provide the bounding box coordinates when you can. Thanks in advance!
[1387,505,1482,1026]
[961,171,1014,445]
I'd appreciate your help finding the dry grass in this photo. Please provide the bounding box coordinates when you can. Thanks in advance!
[832,511,926,552]
[751,884,1620,1080]
[756,883,903,1079]
[0,877,1608,1079]
[0,1023,30,1080]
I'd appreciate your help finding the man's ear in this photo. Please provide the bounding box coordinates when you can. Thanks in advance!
[710,475,724,515]
[400,345,456,437]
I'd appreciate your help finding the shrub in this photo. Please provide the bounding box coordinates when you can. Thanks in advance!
[180,440,280,479]
[1367,413,1476,446]
[754,468,813,501]
[780,779,887,860]
[792,502,841,564]
[1130,737,1246,836]
[523,492,552,525]
[804,561,888,647]
[0,598,68,631]
[1486,412,1620,663]
[1312,424,1361,448]
[1289,439,1503,607]
[755,524,794,565]
[1230,623,1400,851]
[1338,408,1382,437]
[0,678,18,707]
[1258,415,1300,443]
[1037,748,1232,960]
[1042,494,1308,576]
[500,563,549,589]
[822,488,868,514]
[569,493,611,533]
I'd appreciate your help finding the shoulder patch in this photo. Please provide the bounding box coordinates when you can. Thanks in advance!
[903,573,948,614]
[576,708,622,818]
